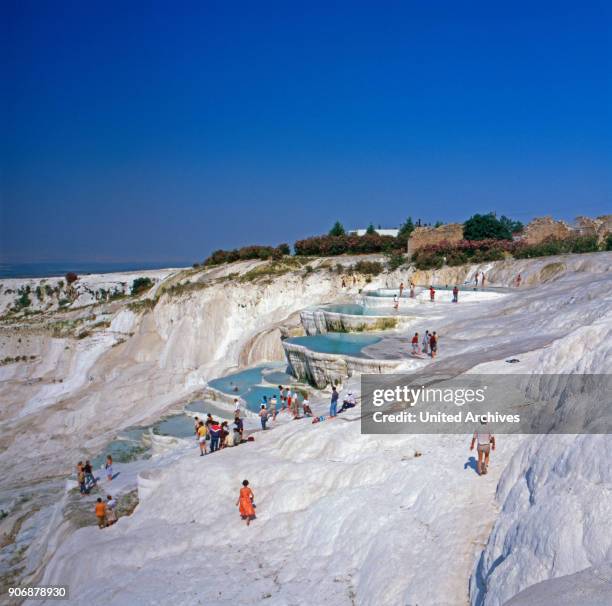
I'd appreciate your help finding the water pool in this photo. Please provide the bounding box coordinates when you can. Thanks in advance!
[286,333,381,357]
[208,363,284,395]
[92,428,151,467]
[152,414,196,439]
[263,370,295,385]
[363,289,412,298]
[324,303,414,316]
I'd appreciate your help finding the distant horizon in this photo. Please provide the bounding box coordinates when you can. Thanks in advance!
[2,2,610,265]
[2,210,609,266]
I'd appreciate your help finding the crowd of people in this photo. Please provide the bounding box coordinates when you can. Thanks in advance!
[257,385,314,429]
[75,460,120,529]
[195,410,245,455]
[411,330,439,358]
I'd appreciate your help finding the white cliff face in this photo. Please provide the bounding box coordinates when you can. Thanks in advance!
[0,260,354,486]
[2,252,611,604]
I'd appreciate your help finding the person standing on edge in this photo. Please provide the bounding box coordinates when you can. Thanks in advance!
[330,386,339,418]
[422,330,430,355]
[234,398,240,414]
[393,294,399,309]
[237,480,256,526]
[197,421,208,456]
[399,282,404,298]
[515,274,522,287]
[429,285,435,302]
[429,331,438,358]
[409,280,415,298]
[270,394,278,420]
[95,497,107,528]
[481,273,486,287]
[259,404,269,429]
[411,332,419,354]
[452,285,459,303]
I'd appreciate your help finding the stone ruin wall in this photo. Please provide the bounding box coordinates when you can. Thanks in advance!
[407,215,611,255]
[406,223,463,257]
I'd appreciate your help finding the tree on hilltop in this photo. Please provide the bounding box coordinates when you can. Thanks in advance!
[329,221,346,237]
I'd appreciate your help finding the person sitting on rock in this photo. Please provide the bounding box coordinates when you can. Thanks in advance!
[302,396,313,417]
[338,391,357,413]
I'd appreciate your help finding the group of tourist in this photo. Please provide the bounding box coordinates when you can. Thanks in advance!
[94,495,118,528]
[328,385,357,418]
[258,385,313,429]
[195,411,244,456]
[411,330,439,358]
[75,460,120,528]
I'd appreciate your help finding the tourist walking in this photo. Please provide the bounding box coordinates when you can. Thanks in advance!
[270,394,278,420]
[470,424,496,475]
[330,386,339,418]
[399,282,404,298]
[393,294,399,309]
[515,274,521,287]
[481,273,486,287]
[452,286,459,303]
[234,398,240,413]
[236,480,256,526]
[429,286,435,302]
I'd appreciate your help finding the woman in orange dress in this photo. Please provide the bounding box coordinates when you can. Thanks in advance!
[236,479,255,525]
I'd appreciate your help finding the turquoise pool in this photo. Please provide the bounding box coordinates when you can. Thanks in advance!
[324,303,414,316]
[208,363,284,395]
[287,333,381,357]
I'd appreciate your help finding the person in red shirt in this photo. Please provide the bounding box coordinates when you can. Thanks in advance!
[411,332,419,354]
[429,286,435,302]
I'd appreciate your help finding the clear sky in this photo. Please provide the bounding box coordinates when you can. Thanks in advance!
[1,0,610,264]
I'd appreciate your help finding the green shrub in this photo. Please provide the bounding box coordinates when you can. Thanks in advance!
[606,234,612,251]
[131,277,154,296]
[16,293,31,308]
[569,235,599,254]
[353,260,383,275]
[463,213,513,240]
[386,251,406,271]
[413,252,444,270]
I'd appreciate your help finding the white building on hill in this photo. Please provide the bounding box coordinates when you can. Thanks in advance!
[349,228,399,237]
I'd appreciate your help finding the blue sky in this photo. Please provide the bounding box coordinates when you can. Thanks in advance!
[1,0,610,263]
